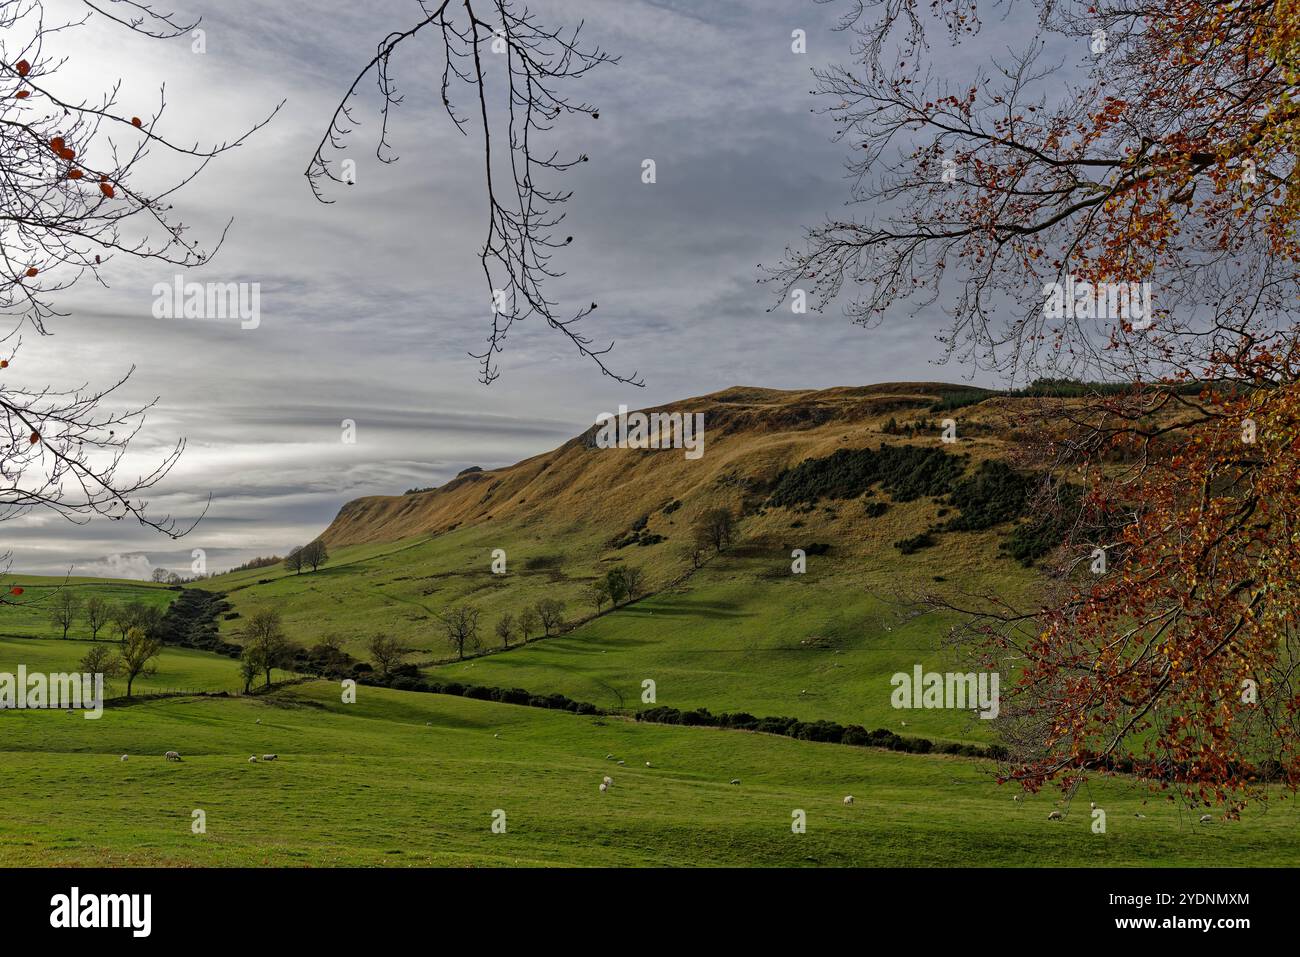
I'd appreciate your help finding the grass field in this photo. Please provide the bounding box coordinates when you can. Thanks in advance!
[1,681,1294,867]
[0,577,176,641]
[0,638,290,697]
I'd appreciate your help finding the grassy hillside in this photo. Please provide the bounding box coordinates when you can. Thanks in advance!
[6,381,1278,868]
[2,680,1295,867]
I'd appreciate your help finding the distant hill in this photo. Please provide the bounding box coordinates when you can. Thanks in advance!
[320,382,1023,549]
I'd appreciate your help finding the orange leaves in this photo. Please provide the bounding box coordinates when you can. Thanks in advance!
[0,359,8,369]
[28,431,40,444]
[67,169,82,180]
[15,59,29,76]
[24,267,37,278]
[99,182,116,199]
[15,90,28,99]
[131,116,142,128]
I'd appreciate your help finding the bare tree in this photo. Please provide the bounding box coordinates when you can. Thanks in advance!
[436,605,482,660]
[300,539,329,573]
[305,0,639,387]
[534,597,565,637]
[49,588,79,639]
[368,633,406,678]
[584,580,609,614]
[494,612,516,649]
[77,641,118,678]
[517,606,539,641]
[83,594,108,640]
[693,508,736,554]
[0,1,278,543]
[283,547,305,576]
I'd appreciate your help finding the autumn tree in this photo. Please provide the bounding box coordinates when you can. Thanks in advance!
[778,0,1300,810]
[437,605,482,661]
[0,0,276,581]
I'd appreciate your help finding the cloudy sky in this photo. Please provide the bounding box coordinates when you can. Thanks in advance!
[10,0,1014,578]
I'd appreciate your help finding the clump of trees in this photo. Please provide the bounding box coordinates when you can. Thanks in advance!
[283,540,330,575]
[691,507,737,567]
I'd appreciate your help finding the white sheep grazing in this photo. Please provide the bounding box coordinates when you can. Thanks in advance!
[617,760,625,766]
[1012,794,1023,803]
[645,761,652,768]
[262,754,278,762]
[164,751,181,762]
[493,733,500,739]
[602,775,613,787]
[843,795,854,806]
[605,753,615,760]
[255,719,261,725]
[1047,810,1062,820]
[730,778,741,785]
[1199,813,1214,824]
[249,756,258,763]
[1090,801,1098,810]
[120,755,128,762]
[1134,813,1147,819]
[599,782,608,793]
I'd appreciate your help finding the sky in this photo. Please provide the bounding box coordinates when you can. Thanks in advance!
[8,0,1015,578]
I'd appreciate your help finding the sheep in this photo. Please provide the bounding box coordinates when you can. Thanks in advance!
[599,782,608,793]
[645,761,652,768]
[1012,794,1023,803]
[843,795,854,806]
[605,753,615,761]
[262,754,277,762]
[730,778,741,785]
[164,751,181,762]
[493,733,500,738]
[1134,813,1147,819]
[1047,810,1062,820]
[255,719,261,725]
[249,756,258,763]
[1089,801,1098,810]
[617,760,625,766]
[1199,813,1214,824]
[602,775,613,787]
[119,755,128,762]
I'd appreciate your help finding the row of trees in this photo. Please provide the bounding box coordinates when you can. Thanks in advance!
[283,540,330,575]
[49,593,163,642]
[583,565,646,614]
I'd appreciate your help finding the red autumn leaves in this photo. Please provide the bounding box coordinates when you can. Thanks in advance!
[46,135,119,197]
